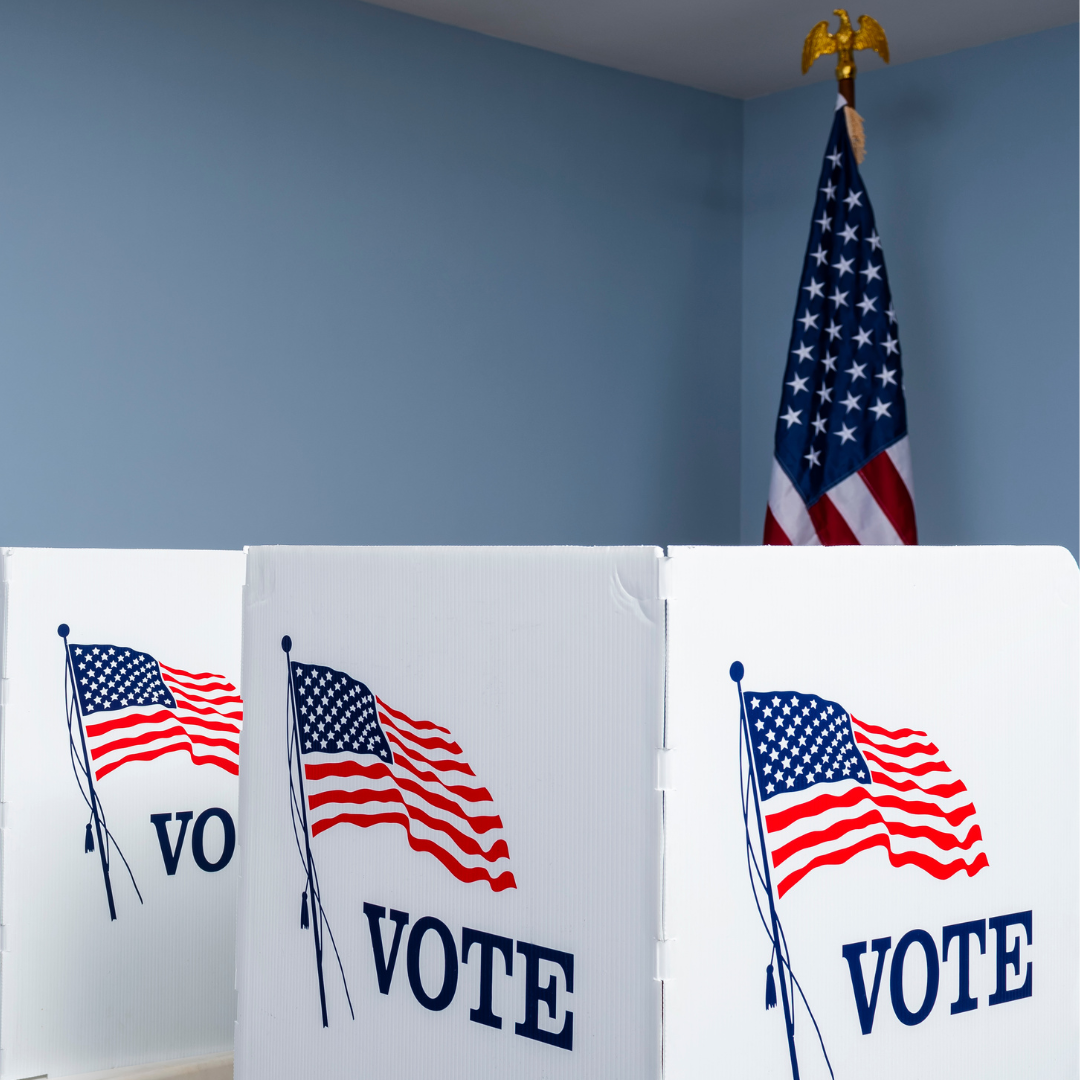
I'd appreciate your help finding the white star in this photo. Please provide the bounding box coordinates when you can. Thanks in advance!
[792,342,814,363]
[827,148,843,168]
[841,391,862,413]
[812,414,828,435]
[860,263,882,283]
[821,351,837,372]
[803,278,825,299]
[825,320,842,342]
[845,361,867,382]
[882,334,900,355]
[810,244,828,266]
[843,190,863,210]
[787,373,809,395]
[772,696,780,707]
[876,366,898,387]
[797,309,820,331]
[804,447,821,467]
[815,383,833,404]
[833,255,854,278]
[816,212,833,233]
[750,697,760,708]
[869,398,892,420]
[820,179,837,201]
[856,295,878,316]
[854,327,872,348]
[835,422,857,444]
[829,288,849,308]
[868,230,882,251]
[840,223,859,245]
[886,304,897,325]
[766,782,775,794]
[780,406,802,428]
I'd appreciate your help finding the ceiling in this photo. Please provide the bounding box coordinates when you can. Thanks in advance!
[365,0,1077,98]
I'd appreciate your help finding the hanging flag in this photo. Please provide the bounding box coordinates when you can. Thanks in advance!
[289,660,516,892]
[743,689,987,898]
[764,101,916,546]
[70,643,243,778]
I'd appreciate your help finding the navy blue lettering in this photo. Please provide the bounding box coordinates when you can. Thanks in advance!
[514,940,574,1050]
[890,929,939,1026]
[841,937,891,1034]
[407,916,458,1011]
[190,808,235,872]
[150,811,193,875]
[363,904,409,994]
[461,927,513,1029]
[989,911,1032,1005]
[942,919,986,1014]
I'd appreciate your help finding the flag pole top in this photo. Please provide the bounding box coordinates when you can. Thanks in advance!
[281,635,292,653]
[58,623,69,638]
[802,9,889,107]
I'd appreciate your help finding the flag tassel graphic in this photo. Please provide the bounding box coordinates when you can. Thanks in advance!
[84,821,95,854]
[300,890,310,930]
[766,962,778,1010]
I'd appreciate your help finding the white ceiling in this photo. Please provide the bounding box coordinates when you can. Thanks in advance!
[366,0,1077,98]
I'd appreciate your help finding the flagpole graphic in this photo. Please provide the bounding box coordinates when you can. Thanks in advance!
[59,623,143,920]
[282,635,353,1029]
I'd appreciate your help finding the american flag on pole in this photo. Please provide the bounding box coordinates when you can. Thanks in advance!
[744,690,987,898]
[71,643,242,779]
[765,100,917,546]
[290,660,516,893]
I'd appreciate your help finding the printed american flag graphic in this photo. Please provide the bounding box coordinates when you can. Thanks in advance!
[291,661,516,893]
[744,690,987,897]
[71,643,242,779]
[765,100,917,546]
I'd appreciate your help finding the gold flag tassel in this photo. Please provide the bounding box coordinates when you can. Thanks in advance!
[803,9,888,164]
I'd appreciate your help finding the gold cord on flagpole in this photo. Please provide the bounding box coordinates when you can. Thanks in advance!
[802,10,888,163]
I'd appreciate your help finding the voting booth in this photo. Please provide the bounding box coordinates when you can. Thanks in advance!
[0,549,245,1080]
[235,544,1077,1080]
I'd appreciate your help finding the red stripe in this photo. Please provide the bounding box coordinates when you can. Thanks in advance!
[386,730,475,776]
[869,771,968,798]
[158,664,226,681]
[763,506,792,545]
[860,749,949,777]
[389,746,493,802]
[85,710,239,739]
[305,764,502,833]
[170,688,243,708]
[851,716,928,740]
[859,449,917,545]
[853,733,940,758]
[161,673,238,695]
[308,786,509,862]
[772,807,983,867]
[380,715,462,754]
[765,784,977,832]
[310,810,515,891]
[777,837,987,898]
[303,754,492,804]
[807,494,860,545]
[94,743,239,779]
[91,725,240,759]
[375,697,452,735]
[170,694,243,719]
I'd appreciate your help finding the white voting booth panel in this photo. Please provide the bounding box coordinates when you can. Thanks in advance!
[0,549,245,1080]
[235,546,665,1080]
[664,546,1079,1079]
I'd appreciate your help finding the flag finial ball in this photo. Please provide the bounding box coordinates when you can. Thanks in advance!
[729,661,744,683]
[57,623,69,638]
[281,635,292,653]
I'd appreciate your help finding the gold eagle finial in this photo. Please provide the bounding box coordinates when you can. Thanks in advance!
[802,9,889,81]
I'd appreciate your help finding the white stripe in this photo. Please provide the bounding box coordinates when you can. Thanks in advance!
[826,471,904,545]
[767,459,820,546]
[886,435,915,496]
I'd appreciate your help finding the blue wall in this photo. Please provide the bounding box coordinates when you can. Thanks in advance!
[0,0,742,548]
[741,25,1079,555]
